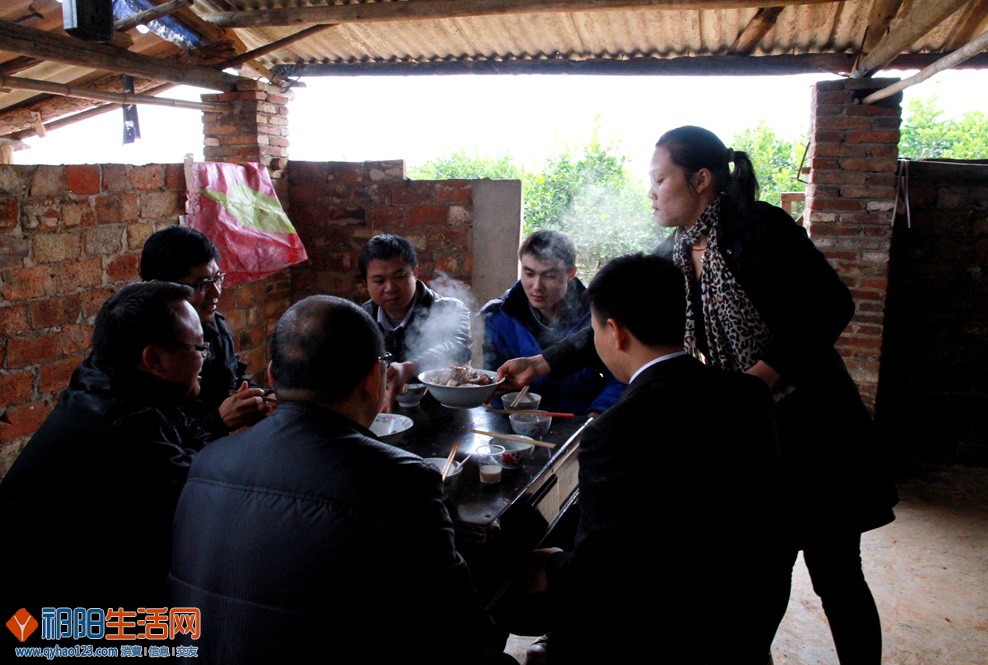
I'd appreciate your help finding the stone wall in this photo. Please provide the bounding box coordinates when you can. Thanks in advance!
[0,163,278,475]
[876,160,988,464]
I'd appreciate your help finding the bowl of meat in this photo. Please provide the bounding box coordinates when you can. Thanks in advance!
[418,364,504,409]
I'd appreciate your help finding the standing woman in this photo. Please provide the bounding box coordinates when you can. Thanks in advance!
[501,126,897,663]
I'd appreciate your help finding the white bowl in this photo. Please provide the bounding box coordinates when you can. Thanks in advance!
[418,368,503,409]
[423,457,463,481]
[395,383,428,408]
[370,413,413,443]
[492,437,535,469]
[501,391,541,411]
[509,411,552,438]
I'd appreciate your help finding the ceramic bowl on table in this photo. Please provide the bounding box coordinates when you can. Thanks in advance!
[395,383,428,408]
[509,411,552,438]
[418,368,503,409]
[423,457,463,482]
[491,437,536,469]
[369,413,413,443]
[501,391,542,411]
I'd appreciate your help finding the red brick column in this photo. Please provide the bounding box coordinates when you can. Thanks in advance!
[804,78,902,410]
[200,80,293,175]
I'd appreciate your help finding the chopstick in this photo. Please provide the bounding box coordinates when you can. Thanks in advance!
[441,440,461,481]
[484,408,576,419]
[509,385,529,409]
[468,429,556,449]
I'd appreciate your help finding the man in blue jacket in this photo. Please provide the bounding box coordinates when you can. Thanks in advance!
[482,230,622,416]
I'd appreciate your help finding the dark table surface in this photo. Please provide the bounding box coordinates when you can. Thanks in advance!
[387,392,590,605]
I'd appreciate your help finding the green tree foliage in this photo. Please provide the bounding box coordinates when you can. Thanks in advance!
[900,97,988,160]
[410,135,659,277]
[409,150,522,180]
[730,122,806,211]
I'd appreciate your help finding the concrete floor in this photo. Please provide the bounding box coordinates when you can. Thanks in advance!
[504,463,988,664]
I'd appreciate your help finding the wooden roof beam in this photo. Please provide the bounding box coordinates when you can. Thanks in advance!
[0,19,243,90]
[114,0,193,33]
[201,0,835,29]
[859,0,903,56]
[852,0,970,77]
[0,74,227,112]
[945,0,988,50]
[730,6,784,54]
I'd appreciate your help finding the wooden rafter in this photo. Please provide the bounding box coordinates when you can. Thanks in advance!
[945,0,988,50]
[730,6,784,54]
[200,0,836,29]
[0,19,242,90]
[860,0,903,56]
[114,0,193,32]
[862,28,988,104]
[0,75,166,136]
[852,0,970,77]
[0,74,227,112]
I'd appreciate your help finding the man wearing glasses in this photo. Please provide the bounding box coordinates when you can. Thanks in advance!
[0,282,213,611]
[140,226,271,435]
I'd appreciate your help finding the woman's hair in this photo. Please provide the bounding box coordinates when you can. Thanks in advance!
[656,125,760,209]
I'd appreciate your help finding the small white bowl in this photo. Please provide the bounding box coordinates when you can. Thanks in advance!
[423,457,463,481]
[370,413,413,443]
[509,411,552,438]
[501,391,541,411]
[492,437,535,469]
[395,383,428,408]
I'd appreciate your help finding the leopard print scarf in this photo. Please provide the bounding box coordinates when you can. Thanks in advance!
[672,198,773,373]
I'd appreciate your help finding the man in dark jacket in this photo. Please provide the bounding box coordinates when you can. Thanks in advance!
[482,229,622,416]
[0,282,212,614]
[507,254,782,664]
[359,233,472,408]
[140,226,270,436]
[169,296,504,664]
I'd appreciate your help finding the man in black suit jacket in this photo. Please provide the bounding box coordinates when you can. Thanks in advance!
[520,254,782,664]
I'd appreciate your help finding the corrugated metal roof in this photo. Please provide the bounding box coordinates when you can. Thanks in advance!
[2,0,987,139]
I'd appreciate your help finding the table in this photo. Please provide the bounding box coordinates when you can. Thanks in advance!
[390,394,590,606]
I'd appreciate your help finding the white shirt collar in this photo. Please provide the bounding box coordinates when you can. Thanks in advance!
[376,302,415,332]
[628,351,688,385]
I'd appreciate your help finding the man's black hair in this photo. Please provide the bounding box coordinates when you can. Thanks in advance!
[586,253,685,347]
[140,226,220,282]
[357,234,418,280]
[518,229,577,271]
[270,295,385,403]
[92,281,195,372]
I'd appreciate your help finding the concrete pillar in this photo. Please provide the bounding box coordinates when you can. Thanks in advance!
[805,78,902,409]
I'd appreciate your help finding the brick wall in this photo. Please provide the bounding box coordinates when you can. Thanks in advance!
[805,78,902,410]
[0,164,276,475]
[876,160,988,464]
[287,160,475,305]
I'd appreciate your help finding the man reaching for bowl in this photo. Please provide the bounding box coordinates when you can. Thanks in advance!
[359,233,472,409]
[497,254,784,664]
[481,229,623,416]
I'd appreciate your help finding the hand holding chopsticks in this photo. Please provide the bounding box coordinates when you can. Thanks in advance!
[468,428,555,448]
[440,440,461,481]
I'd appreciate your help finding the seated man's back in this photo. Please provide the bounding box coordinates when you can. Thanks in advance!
[169,296,494,665]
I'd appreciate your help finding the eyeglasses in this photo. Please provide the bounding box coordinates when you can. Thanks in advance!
[173,342,213,360]
[378,352,393,368]
[180,273,226,292]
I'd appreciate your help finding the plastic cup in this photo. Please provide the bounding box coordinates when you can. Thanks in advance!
[475,444,506,484]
